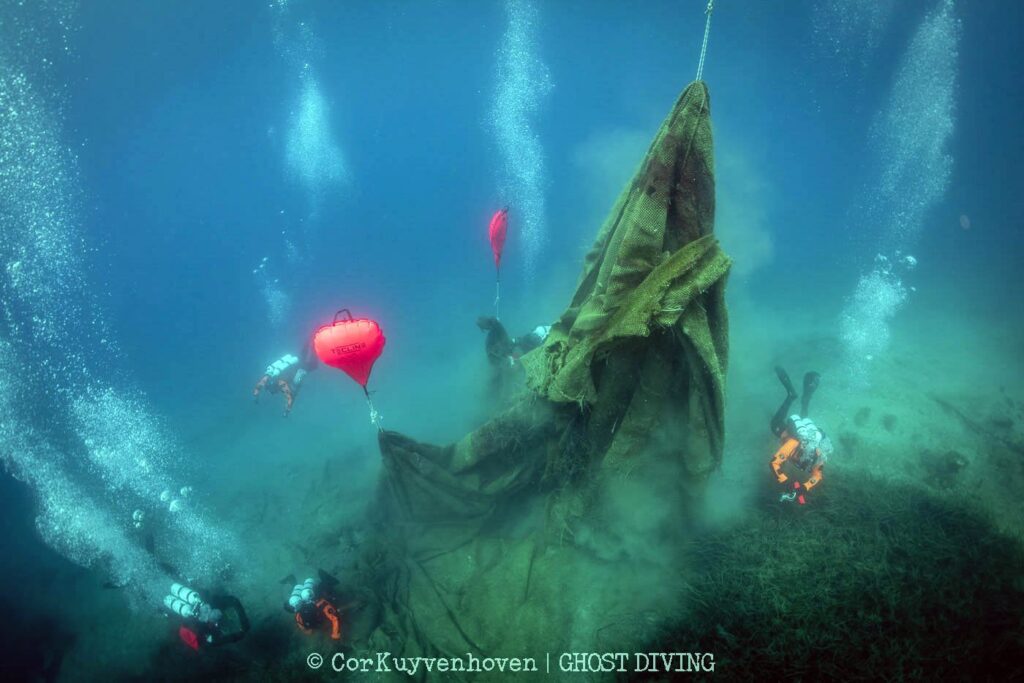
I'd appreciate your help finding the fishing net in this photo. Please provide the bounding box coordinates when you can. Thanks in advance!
[351,81,731,669]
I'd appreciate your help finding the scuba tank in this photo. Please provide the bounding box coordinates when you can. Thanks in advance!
[266,355,299,378]
[287,584,304,612]
[164,595,197,619]
[170,583,203,606]
[286,578,319,612]
[300,577,318,602]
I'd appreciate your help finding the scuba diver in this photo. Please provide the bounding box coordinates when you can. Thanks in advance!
[476,317,551,400]
[162,582,250,651]
[477,316,514,370]
[283,570,342,641]
[253,335,319,416]
[476,317,550,367]
[769,367,834,505]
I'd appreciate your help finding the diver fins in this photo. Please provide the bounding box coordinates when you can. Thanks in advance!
[141,533,181,576]
[801,372,821,417]
[157,561,179,576]
[279,574,297,586]
[775,366,797,399]
[318,569,340,588]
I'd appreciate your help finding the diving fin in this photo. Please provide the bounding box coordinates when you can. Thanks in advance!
[279,574,297,586]
[140,532,179,577]
[318,569,340,588]
[801,371,821,417]
[775,366,797,399]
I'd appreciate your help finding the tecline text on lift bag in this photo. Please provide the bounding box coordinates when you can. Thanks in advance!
[313,309,386,389]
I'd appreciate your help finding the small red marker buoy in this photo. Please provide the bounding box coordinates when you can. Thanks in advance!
[489,207,509,270]
[488,207,509,319]
[314,309,386,428]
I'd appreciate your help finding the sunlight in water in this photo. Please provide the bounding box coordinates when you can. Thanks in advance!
[490,0,553,277]
[840,0,959,383]
[285,71,347,197]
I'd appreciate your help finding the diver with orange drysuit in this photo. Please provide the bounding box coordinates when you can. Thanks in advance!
[253,336,319,416]
[769,367,833,505]
[283,571,342,641]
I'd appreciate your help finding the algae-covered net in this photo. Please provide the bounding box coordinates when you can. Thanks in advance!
[350,80,731,666]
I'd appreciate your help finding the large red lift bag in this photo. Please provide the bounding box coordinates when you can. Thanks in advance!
[314,311,386,388]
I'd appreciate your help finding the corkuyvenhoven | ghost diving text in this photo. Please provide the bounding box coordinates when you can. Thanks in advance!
[322,651,714,675]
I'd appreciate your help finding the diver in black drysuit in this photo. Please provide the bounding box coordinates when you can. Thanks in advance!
[165,584,250,651]
[476,317,547,365]
[476,316,549,399]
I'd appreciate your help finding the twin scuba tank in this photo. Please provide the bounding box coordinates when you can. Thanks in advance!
[286,577,320,612]
[164,582,203,619]
[267,354,299,378]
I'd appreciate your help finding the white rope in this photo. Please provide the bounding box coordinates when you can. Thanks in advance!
[364,388,383,431]
[494,278,501,321]
[695,0,714,81]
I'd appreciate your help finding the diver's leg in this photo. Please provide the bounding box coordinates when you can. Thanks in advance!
[771,367,797,436]
[800,371,821,417]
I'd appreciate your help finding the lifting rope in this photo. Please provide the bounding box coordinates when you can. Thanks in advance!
[495,277,501,321]
[364,386,383,431]
[695,0,715,81]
